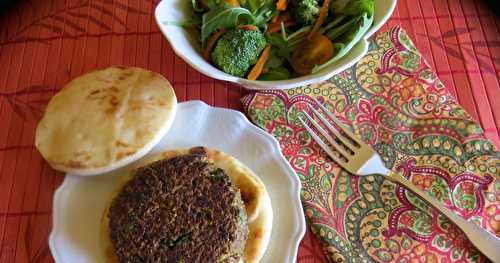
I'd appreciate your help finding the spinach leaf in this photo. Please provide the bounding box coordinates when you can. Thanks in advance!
[258,66,290,80]
[313,12,373,72]
[245,0,273,14]
[332,0,374,17]
[330,0,350,13]
[205,0,224,9]
[201,4,255,44]
[342,0,374,17]
[264,48,285,69]
[265,33,295,59]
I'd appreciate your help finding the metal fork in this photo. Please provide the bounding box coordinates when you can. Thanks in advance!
[298,102,500,262]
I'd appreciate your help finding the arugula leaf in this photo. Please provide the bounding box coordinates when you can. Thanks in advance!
[319,15,346,34]
[251,0,277,27]
[163,19,201,27]
[201,4,255,44]
[325,16,359,40]
[288,25,312,40]
[313,12,373,72]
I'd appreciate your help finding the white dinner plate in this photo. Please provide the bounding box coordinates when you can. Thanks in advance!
[49,101,306,263]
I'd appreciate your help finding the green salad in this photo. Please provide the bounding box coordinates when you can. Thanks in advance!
[182,0,374,80]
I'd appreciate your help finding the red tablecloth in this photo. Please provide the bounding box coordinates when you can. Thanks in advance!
[0,0,498,262]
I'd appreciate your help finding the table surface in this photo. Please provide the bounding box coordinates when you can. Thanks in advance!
[0,0,498,262]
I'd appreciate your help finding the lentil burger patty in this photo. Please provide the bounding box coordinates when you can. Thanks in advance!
[107,147,248,262]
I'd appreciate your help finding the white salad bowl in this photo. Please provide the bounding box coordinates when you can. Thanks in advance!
[155,0,396,90]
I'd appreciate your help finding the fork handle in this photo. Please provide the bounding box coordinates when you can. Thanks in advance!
[386,171,500,262]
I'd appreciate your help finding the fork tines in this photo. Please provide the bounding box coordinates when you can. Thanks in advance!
[298,101,362,166]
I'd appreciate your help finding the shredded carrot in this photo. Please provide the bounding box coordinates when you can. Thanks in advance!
[267,13,294,33]
[276,0,288,11]
[271,14,279,23]
[308,0,331,38]
[225,0,240,6]
[247,45,272,80]
[267,20,295,33]
[238,24,259,31]
[203,29,226,60]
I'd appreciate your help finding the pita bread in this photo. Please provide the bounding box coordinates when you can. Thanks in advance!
[101,148,273,263]
[35,66,177,176]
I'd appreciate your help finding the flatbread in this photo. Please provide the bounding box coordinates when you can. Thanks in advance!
[101,148,273,263]
[35,66,177,176]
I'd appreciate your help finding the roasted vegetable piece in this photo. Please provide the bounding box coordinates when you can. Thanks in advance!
[211,28,267,77]
[289,0,320,25]
[290,33,334,75]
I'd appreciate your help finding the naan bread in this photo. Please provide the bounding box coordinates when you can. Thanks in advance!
[35,66,177,176]
[101,148,273,263]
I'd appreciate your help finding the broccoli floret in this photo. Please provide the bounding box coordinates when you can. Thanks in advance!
[290,0,320,25]
[211,29,267,77]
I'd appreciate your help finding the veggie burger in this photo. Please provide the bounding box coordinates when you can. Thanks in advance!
[101,147,273,263]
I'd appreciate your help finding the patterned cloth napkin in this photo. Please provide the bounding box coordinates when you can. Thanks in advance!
[242,26,500,262]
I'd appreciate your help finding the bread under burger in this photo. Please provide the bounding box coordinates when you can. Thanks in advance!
[101,147,272,263]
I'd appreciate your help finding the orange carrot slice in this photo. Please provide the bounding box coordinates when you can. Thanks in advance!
[238,24,259,31]
[276,0,288,11]
[247,45,272,80]
[308,0,331,38]
[203,29,226,60]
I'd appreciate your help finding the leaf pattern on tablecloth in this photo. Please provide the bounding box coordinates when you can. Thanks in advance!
[242,26,500,263]
[419,28,500,76]
[0,85,53,120]
[0,0,159,46]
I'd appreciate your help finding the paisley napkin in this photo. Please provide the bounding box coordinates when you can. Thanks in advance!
[242,26,500,262]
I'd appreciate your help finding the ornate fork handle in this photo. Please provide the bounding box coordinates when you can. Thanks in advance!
[387,171,500,261]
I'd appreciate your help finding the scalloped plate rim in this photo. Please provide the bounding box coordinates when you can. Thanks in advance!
[49,101,306,263]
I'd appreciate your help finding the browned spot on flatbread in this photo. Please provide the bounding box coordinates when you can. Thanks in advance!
[115,140,129,147]
[241,189,255,206]
[252,228,263,239]
[117,150,136,160]
[108,86,119,93]
[118,70,134,80]
[89,89,101,96]
[110,95,119,105]
[105,96,120,114]
[74,151,92,161]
